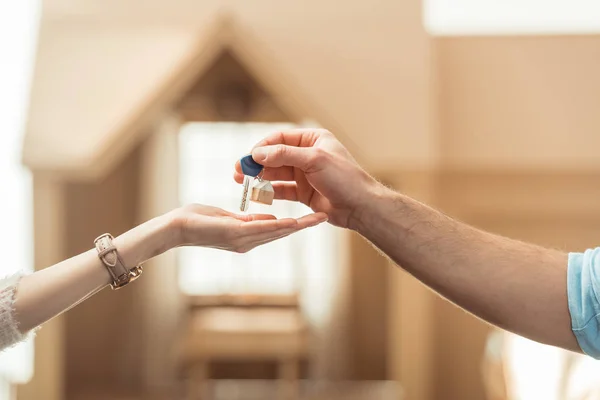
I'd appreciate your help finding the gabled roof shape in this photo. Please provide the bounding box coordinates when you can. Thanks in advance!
[23,16,353,180]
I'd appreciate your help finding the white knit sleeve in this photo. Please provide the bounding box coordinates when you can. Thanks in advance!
[0,272,28,351]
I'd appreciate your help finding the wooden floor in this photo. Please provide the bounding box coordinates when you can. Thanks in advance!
[69,380,403,400]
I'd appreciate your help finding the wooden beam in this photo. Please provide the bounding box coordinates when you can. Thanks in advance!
[23,15,363,181]
[137,113,183,393]
[384,170,438,400]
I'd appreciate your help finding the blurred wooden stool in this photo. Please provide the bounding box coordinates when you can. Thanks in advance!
[176,303,309,400]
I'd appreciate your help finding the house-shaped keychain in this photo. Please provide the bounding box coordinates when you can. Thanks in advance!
[240,155,275,210]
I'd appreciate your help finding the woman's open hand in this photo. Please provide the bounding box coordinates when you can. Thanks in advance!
[7,204,327,340]
[172,204,328,253]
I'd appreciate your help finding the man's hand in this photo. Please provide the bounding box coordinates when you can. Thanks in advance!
[234,129,381,228]
[235,128,581,356]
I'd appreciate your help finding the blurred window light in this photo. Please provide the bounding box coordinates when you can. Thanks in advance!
[502,332,600,399]
[178,122,335,297]
[0,0,40,394]
[424,0,600,35]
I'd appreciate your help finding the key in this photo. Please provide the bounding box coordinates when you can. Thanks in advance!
[240,175,251,212]
[239,155,264,212]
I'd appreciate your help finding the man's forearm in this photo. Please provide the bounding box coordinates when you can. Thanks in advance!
[350,185,579,352]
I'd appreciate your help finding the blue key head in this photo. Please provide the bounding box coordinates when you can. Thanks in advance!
[240,155,263,177]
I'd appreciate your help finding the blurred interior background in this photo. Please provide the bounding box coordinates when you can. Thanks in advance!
[2,0,600,399]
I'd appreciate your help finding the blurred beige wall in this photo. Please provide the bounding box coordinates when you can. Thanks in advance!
[63,149,145,391]
[437,35,600,170]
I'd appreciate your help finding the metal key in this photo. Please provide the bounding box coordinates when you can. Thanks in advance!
[239,155,264,212]
[240,175,251,212]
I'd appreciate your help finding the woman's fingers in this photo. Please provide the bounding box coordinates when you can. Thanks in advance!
[244,231,297,250]
[243,213,327,249]
[239,218,298,235]
[295,212,328,228]
[237,212,327,240]
[232,213,277,222]
[237,230,296,252]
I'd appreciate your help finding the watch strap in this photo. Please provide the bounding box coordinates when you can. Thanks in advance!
[94,233,143,290]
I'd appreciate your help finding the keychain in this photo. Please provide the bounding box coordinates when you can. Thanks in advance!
[239,155,274,211]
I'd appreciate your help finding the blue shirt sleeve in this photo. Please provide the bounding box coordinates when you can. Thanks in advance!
[568,248,600,358]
